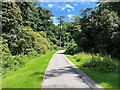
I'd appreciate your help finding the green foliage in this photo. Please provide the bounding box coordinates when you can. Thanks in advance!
[21,26,51,54]
[2,2,23,55]
[3,50,43,74]
[2,2,54,75]
[83,55,118,73]
[2,50,56,88]
[13,55,27,68]
[111,32,120,58]
[2,39,10,54]
[29,31,50,53]
[98,2,120,17]
[2,2,22,33]
[69,3,120,58]
[66,53,119,88]
[52,45,59,50]
[65,44,83,55]
[2,54,26,74]
[38,31,47,38]
[46,24,60,46]
[73,56,81,62]
[61,22,74,47]
[27,50,39,59]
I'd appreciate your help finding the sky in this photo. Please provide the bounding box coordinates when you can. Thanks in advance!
[41,2,97,25]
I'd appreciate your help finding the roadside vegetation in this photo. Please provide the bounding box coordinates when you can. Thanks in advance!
[1,2,72,88]
[1,2,72,75]
[1,2,59,88]
[65,2,120,89]
[66,53,118,88]
[1,1,120,89]
[2,50,56,88]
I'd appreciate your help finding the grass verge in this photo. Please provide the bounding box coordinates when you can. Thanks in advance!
[66,53,119,89]
[2,50,56,88]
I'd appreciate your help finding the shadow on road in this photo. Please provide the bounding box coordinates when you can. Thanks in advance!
[44,66,77,79]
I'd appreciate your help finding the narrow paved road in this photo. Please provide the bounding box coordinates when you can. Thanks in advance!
[42,50,90,88]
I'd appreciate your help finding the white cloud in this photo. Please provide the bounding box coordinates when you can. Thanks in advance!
[67,14,75,19]
[65,4,74,10]
[56,5,62,11]
[67,9,71,12]
[51,17,56,20]
[73,3,78,6]
[55,3,75,11]
[61,7,66,11]
[56,5,66,11]
[50,17,59,25]
[47,4,54,8]
[91,0,96,2]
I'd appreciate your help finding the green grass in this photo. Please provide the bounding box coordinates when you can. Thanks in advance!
[2,50,56,88]
[66,53,119,89]
[0,73,1,89]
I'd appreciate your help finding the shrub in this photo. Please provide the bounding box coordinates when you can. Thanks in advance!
[27,50,39,59]
[2,53,14,73]
[76,58,81,62]
[65,44,83,55]
[38,31,46,38]
[83,55,118,73]
[2,53,27,74]
[22,26,51,54]
[13,55,27,70]
[2,50,40,74]
[52,45,59,50]
[73,56,81,62]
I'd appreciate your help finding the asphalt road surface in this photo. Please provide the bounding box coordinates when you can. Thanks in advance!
[42,50,103,90]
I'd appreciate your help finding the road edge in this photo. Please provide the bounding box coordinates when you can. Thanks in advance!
[41,51,57,88]
[63,54,105,90]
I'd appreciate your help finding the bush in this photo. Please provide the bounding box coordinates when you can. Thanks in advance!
[2,53,14,73]
[111,32,120,59]
[76,58,81,62]
[2,53,27,74]
[73,56,81,62]
[13,55,27,70]
[65,44,83,55]
[52,45,59,50]
[38,31,46,38]
[2,50,41,74]
[83,55,118,73]
[22,26,51,54]
[2,50,40,74]
[27,50,39,59]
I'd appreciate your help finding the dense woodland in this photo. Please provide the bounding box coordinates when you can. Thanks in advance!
[66,2,120,58]
[1,2,120,74]
[2,2,56,73]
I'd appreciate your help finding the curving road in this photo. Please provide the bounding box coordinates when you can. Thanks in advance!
[41,50,104,90]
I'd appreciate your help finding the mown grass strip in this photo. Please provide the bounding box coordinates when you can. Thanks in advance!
[2,50,56,88]
[66,53,119,89]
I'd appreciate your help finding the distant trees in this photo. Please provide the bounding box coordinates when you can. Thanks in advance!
[62,22,74,47]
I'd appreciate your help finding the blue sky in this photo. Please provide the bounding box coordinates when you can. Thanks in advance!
[41,2,97,25]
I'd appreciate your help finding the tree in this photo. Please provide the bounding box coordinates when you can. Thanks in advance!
[57,16,65,48]
[71,6,120,57]
[2,2,23,55]
[2,2,53,55]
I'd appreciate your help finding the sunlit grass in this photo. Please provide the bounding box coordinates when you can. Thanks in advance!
[2,50,56,88]
[66,53,119,89]
[0,73,2,90]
